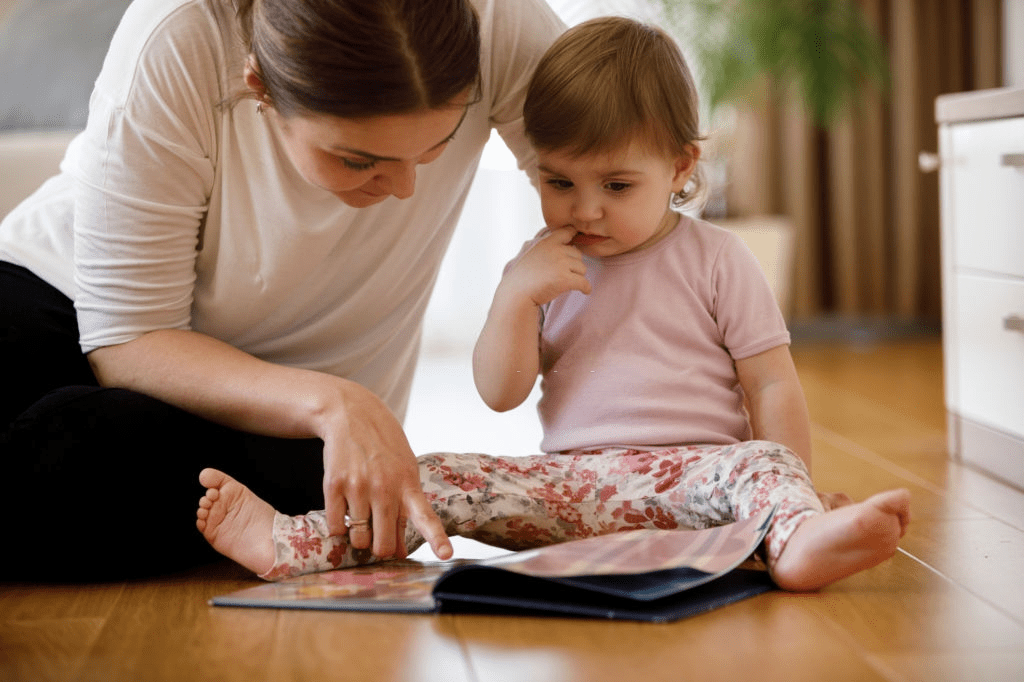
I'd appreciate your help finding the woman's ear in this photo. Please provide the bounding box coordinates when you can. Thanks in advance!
[671,143,701,192]
[243,54,270,106]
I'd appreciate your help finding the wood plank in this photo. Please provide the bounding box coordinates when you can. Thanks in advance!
[0,619,106,682]
[899,518,1024,626]
[261,611,472,682]
[793,341,946,432]
[75,568,257,682]
[454,596,894,682]
[0,582,125,621]
[62,562,474,682]
[801,552,1024,654]
[809,435,986,522]
[875,652,1024,682]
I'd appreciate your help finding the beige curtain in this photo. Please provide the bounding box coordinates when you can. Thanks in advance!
[721,0,1004,324]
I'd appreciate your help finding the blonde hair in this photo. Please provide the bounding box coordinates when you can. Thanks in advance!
[234,0,480,118]
[524,16,705,209]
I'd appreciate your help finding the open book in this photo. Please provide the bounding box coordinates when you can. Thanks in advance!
[210,509,776,623]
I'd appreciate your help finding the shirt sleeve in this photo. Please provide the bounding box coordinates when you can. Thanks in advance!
[72,1,221,353]
[480,0,565,186]
[711,231,791,360]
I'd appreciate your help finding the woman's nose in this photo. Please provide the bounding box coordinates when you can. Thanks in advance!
[380,162,417,199]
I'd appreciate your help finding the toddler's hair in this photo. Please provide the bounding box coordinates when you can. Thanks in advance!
[524,16,705,209]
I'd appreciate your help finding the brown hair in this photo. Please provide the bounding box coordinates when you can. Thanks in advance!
[234,0,480,118]
[524,16,705,208]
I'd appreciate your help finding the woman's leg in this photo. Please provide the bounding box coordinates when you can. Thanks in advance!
[0,262,97,426]
[0,263,325,581]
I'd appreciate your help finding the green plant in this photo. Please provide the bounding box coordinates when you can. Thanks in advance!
[659,0,890,125]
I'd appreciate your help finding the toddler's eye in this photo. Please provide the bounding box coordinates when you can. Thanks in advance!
[606,182,631,192]
[342,157,377,171]
[546,178,573,190]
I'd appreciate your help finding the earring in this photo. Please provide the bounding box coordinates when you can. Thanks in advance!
[256,101,265,115]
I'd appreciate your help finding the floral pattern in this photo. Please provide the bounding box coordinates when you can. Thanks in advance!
[260,441,823,582]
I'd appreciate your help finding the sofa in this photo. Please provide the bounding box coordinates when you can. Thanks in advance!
[0,0,131,219]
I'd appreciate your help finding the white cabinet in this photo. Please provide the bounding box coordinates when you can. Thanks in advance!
[937,87,1024,490]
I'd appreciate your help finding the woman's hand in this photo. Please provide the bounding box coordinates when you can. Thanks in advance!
[318,380,452,561]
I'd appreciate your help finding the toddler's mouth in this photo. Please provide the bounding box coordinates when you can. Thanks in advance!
[570,232,608,247]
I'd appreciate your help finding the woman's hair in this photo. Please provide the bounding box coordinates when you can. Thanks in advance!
[524,16,705,208]
[234,0,480,118]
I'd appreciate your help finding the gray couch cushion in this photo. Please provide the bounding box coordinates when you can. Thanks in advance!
[0,0,132,131]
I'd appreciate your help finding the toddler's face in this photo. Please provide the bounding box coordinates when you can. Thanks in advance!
[536,140,695,257]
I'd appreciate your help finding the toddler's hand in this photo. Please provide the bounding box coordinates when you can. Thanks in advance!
[500,226,591,307]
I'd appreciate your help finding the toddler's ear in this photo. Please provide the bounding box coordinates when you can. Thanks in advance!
[672,143,701,191]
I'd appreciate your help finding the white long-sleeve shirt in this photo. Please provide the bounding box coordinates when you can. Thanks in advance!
[0,0,564,420]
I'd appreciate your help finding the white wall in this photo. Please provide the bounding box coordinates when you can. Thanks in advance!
[1007,0,1024,87]
[419,136,542,356]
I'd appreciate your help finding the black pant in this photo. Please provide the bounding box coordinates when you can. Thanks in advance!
[0,262,325,581]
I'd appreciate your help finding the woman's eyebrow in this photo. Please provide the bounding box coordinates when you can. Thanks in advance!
[330,107,470,162]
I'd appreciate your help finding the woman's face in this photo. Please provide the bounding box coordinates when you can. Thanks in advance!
[271,98,470,208]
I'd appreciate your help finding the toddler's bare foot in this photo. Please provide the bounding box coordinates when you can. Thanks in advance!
[772,488,911,591]
[196,467,276,576]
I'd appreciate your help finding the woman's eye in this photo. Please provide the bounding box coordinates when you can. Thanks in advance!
[341,157,377,171]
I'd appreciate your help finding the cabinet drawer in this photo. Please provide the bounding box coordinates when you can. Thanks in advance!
[953,274,1024,437]
[948,117,1024,278]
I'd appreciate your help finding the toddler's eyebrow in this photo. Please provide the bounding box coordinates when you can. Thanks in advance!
[538,164,643,177]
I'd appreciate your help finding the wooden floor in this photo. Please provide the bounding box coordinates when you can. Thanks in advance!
[3,338,1023,682]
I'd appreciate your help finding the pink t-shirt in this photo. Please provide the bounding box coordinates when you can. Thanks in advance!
[537,214,790,453]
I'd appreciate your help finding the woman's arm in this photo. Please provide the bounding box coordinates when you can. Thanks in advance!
[734,344,813,470]
[89,329,453,561]
[473,227,590,411]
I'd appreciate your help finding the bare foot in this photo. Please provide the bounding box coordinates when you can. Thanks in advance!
[771,488,911,591]
[196,468,276,576]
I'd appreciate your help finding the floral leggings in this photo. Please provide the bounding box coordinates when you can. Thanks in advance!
[259,441,824,581]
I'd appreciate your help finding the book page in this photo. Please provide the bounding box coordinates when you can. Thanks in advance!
[211,560,467,612]
[480,510,773,578]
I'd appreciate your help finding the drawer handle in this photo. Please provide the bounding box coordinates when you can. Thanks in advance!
[1005,315,1024,333]
[1002,153,1024,168]
[918,152,940,172]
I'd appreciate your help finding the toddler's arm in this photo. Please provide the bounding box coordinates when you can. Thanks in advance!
[473,226,590,411]
[735,345,813,469]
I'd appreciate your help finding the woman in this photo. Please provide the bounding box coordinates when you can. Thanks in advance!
[0,0,563,580]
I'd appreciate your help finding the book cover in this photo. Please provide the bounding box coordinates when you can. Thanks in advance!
[210,509,776,623]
